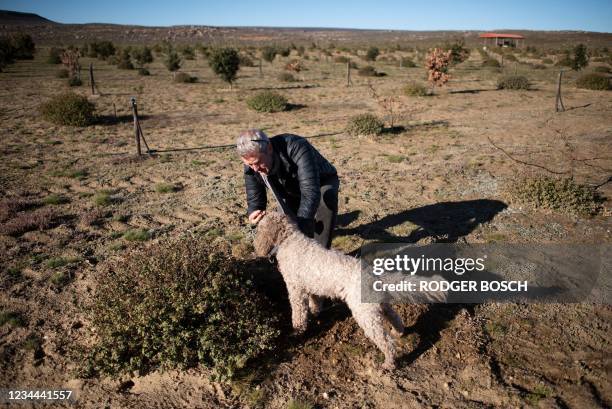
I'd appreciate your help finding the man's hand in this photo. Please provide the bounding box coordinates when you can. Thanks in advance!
[249,210,266,224]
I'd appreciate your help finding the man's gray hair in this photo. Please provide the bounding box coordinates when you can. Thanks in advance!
[236,129,269,157]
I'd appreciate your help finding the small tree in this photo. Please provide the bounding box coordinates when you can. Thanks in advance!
[571,44,589,71]
[425,48,451,94]
[116,49,134,69]
[164,50,182,78]
[261,46,277,63]
[10,33,35,59]
[133,46,153,68]
[448,39,470,65]
[365,46,380,61]
[208,48,241,89]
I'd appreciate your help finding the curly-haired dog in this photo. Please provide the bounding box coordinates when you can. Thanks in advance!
[254,211,446,369]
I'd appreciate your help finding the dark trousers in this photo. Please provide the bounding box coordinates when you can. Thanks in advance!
[313,175,339,249]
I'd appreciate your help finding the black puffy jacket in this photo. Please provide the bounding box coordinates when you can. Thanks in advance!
[244,134,337,225]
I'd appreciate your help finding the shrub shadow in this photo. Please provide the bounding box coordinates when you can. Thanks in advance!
[95,114,151,125]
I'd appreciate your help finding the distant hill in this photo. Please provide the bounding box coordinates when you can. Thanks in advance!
[0,10,57,25]
[1,9,610,48]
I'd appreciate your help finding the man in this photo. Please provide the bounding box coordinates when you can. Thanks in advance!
[237,129,339,249]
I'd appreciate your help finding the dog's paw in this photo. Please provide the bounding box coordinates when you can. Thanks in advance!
[391,327,405,338]
[381,359,397,371]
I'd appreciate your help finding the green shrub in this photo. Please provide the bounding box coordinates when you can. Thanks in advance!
[365,46,380,61]
[122,228,150,242]
[278,72,297,82]
[482,58,501,68]
[116,49,134,69]
[400,57,416,67]
[246,91,288,113]
[542,58,553,64]
[403,81,430,96]
[261,46,277,63]
[503,53,517,62]
[358,65,381,77]
[47,47,62,64]
[164,50,182,73]
[174,72,197,83]
[575,73,611,90]
[497,75,530,90]
[511,176,602,215]
[40,92,95,127]
[346,113,384,136]
[68,76,82,87]
[43,194,69,205]
[138,67,150,76]
[83,235,281,379]
[208,48,241,87]
[0,310,26,327]
[155,182,180,193]
[93,191,112,206]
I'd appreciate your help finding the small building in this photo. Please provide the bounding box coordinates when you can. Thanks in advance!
[479,33,524,48]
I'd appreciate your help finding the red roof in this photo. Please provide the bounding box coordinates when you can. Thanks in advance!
[479,33,524,39]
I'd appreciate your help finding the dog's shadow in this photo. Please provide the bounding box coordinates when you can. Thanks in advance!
[336,199,508,367]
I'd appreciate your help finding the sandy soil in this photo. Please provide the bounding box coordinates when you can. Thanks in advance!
[1,47,611,408]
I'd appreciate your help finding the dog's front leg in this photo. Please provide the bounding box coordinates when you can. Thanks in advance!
[287,285,309,335]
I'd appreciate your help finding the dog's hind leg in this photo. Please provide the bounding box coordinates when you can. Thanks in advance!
[350,303,398,369]
[382,303,405,337]
[287,285,309,335]
[308,295,324,317]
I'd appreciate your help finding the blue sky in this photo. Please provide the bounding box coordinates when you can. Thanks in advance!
[2,0,611,32]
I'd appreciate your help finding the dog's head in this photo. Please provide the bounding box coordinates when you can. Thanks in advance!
[254,211,297,257]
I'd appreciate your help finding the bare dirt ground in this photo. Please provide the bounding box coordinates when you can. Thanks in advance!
[1,47,611,408]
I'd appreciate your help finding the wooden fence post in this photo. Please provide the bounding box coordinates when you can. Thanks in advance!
[555,70,565,112]
[131,97,141,156]
[346,59,352,87]
[89,63,95,95]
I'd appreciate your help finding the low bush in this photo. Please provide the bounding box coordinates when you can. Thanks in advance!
[482,58,501,68]
[0,207,60,236]
[246,91,288,113]
[503,53,518,62]
[68,76,82,87]
[40,92,95,126]
[497,75,530,90]
[510,176,602,216]
[83,235,281,379]
[138,67,150,76]
[403,81,430,96]
[400,57,416,67]
[174,72,197,83]
[47,47,62,64]
[346,113,384,136]
[575,73,610,90]
[278,72,297,82]
[542,58,553,64]
[358,65,384,77]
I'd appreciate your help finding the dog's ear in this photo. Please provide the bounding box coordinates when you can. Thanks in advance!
[254,212,282,257]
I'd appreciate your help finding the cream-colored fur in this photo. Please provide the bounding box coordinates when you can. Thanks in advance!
[255,211,446,369]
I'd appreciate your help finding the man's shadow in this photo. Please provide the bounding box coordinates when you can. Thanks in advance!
[245,200,509,369]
